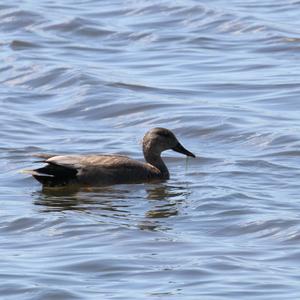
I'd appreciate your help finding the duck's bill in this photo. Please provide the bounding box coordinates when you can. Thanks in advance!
[172,143,196,158]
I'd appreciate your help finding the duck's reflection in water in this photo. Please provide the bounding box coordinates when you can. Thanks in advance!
[34,185,131,214]
[33,183,190,230]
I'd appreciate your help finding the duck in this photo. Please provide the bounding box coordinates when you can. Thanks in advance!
[28,127,195,187]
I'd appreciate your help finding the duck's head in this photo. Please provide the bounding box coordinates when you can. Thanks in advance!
[143,127,196,158]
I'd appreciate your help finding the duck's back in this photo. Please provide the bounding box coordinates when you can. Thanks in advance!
[33,154,162,186]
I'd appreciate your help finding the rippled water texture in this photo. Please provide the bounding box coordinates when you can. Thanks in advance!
[1,0,300,299]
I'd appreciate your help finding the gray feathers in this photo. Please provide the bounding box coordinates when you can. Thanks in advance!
[28,128,195,187]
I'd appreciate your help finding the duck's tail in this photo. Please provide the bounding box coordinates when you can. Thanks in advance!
[22,163,77,187]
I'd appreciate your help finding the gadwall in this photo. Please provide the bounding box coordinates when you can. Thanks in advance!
[28,128,195,187]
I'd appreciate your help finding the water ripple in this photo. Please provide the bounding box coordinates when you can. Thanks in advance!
[1,0,300,299]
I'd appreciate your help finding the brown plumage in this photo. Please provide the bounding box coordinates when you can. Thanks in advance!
[28,128,195,187]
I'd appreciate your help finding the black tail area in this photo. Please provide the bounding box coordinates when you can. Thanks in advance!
[33,163,78,187]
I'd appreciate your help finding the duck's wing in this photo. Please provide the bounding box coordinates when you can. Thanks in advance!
[31,155,160,186]
[30,155,81,186]
[53,155,161,184]
[33,153,58,161]
[31,155,97,186]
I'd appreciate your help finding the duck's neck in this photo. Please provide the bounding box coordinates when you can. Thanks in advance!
[143,149,169,179]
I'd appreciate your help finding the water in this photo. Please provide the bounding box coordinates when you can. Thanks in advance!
[1,0,300,299]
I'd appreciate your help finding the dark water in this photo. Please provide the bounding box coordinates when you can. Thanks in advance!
[1,0,300,299]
